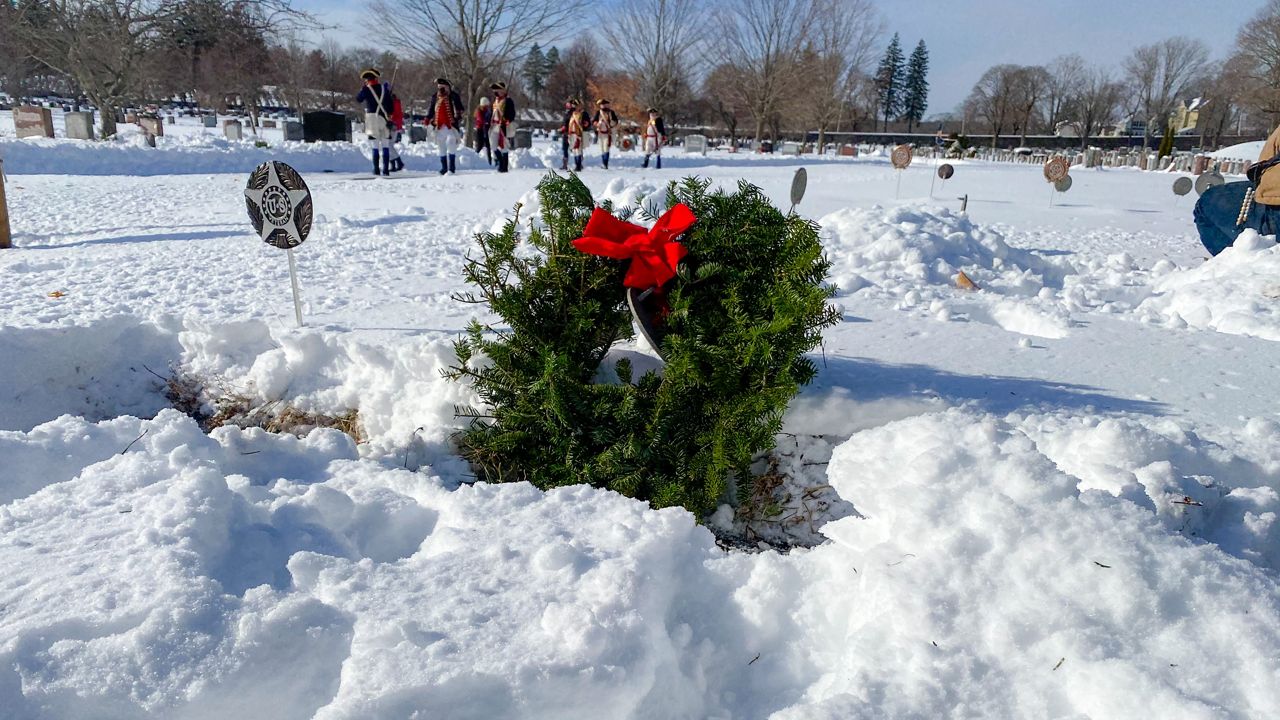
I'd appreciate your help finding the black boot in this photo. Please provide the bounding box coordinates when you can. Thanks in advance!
[602,152,609,169]
[642,154,650,168]
[448,154,456,174]
[561,156,569,171]
[497,152,507,173]
[391,157,403,172]
[656,156,661,170]
[439,156,448,175]
[381,148,391,176]
[371,150,381,176]
[574,156,583,172]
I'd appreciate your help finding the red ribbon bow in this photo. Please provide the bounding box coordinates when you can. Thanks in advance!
[572,203,695,289]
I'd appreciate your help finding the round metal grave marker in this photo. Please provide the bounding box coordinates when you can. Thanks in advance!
[937,163,954,180]
[1172,176,1193,196]
[1054,175,1073,193]
[245,160,313,250]
[1194,170,1225,196]
[891,144,913,170]
[1043,156,1070,184]
[790,167,807,210]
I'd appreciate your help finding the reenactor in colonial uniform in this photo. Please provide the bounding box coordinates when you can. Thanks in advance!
[592,99,619,169]
[474,96,492,165]
[427,78,465,175]
[641,107,667,169]
[566,100,587,173]
[489,82,517,173]
[356,68,395,176]
[559,97,580,171]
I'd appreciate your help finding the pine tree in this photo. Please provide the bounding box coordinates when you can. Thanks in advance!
[446,174,840,518]
[522,44,548,108]
[1157,122,1175,158]
[544,46,560,78]
[902,40,930,132]
[875,33,906,132]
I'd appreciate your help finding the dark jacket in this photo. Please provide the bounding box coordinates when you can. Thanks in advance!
[592,108,619,131]
[356,82,394,119]
[426,90,465,130]
[647,117,667,138]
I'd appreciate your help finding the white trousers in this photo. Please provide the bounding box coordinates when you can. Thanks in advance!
[436,127,459,156]
[489,124,510,152]
[643,134,661,155]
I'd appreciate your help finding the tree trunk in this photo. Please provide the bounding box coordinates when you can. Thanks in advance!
[98,101,118,139]
[817,126,826,155]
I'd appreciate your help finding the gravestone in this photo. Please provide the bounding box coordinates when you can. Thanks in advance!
[779,141,802,155]
[304,111,352,143]
[224,119,243,141]
[139,116,164,138]
[409,125,427,143]
[684,134,707,155]
[514,127,533,149]
[64,111,95,140]
[839,144,856,157]
[167,116,175,125]
[283,120,304,142]
[125,112,139,124]
[202,115,218,128]
[14,106,54,139]
[263,119,277,129]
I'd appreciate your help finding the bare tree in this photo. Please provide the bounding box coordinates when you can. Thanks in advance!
[544,38,603,113]
[1234,0,1280,129]
[1123,36,1210,148]
[702,63,748,145]
[606,0,704,114]
[373,0,589,143]
[11,0,307,139]
[801,0,881,152]
[1042,53,1086,132]
[712,0,818,143]
[966,64,1021,148]
[1076,66,1124,148]
[1011,65,1049,144]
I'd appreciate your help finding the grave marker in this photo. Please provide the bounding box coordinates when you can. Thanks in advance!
[64,112,94,140]
[284,121,304,142]
[14,106,54,139]
[684,134,707,155]
[224,119,243,141]
[139,116,164,138]
[244,161,313,327]
[0,154,10,248]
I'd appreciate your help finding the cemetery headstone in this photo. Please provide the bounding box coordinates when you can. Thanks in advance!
[283,121,304,142]
[684,134,707,155]
[64,111,94,140]
[125,112,139,124]
[224,119,243,141]
[515,127,533,150]
[302,111,351,143]
[202,115,218,128]
[409,125,427,144]
[14,106,54,139]
[244,161,313,327]
[139,116,164,138]
[263,120,277,129]
[167,116,175,125]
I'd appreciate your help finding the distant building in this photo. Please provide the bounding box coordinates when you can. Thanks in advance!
[1171,97,1205,134]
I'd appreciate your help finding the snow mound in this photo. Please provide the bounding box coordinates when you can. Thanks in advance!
[3,408,1279,718]
[1211,141,1264,162]
[821,205,1074,338]
[1137,231,1280,340]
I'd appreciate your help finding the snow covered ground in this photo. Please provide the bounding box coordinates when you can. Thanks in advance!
[2,132,1279,719]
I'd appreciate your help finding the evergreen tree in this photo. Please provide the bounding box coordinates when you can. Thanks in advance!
[1157,122,1175,158]
[874,33,906,132]
[902,40,930,132]
[522,44,548,108]
[544,46,560,78]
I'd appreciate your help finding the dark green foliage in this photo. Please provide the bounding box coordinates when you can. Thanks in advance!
[903,40,930,132]
[446,173,840,517]
[1157,122,1175,158]
[875,33,906,132]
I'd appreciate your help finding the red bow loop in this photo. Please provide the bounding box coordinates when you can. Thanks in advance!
[572,203,695,289]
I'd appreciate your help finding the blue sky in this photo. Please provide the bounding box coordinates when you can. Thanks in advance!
[295,0,1263,115]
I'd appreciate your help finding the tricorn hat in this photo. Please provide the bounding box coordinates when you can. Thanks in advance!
[360,68,381,81]
[596,98,610,105]
[646,107,658,114]
[435,77,451,86]
[490,81,507,91]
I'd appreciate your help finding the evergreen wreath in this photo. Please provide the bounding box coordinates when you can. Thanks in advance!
[447,173,839,517]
